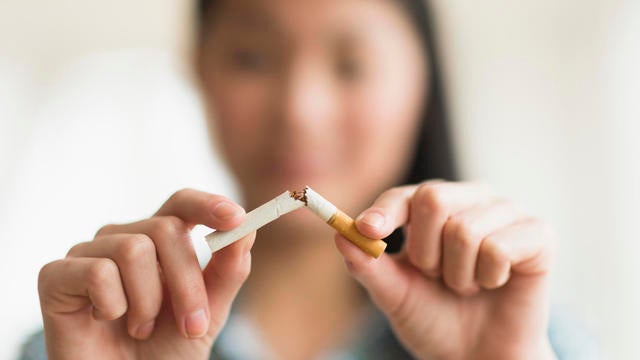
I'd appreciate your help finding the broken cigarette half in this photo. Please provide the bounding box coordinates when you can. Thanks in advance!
[205,191,305,253]
[205,186,387,258]
[301,187,387,258]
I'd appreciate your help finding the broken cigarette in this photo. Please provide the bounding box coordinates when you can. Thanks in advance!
[205,186,387,258]
[301,187,387,258]
[205,191,305,253]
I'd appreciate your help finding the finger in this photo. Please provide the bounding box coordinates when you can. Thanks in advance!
[334,234,414,321]
[441,200,522,295]
[405,181,493,278]
[98,216,211,338]
[355,186,416,239]
[202,231,256,337]
[155,188,245,230]
[97,189,245,237]
[67,234,163,339]
[476,218,554,289]
[38,257,127,321]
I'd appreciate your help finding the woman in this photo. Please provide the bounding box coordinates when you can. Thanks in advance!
[29,0,594,359]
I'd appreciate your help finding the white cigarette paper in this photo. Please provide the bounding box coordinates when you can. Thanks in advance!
[205,191,305,252]
[304,186,337,221]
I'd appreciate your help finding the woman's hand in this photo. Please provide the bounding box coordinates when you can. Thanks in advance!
[335,181,556,360]
[38,189,255,360]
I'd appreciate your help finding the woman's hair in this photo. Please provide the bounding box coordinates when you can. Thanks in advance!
[197,0,457,252]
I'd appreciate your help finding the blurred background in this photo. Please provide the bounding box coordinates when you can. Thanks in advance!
[0,0,638,358]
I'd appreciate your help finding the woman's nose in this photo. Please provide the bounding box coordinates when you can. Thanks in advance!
[279,60,338,132]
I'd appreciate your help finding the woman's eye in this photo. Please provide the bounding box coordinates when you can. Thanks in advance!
[230,49,268,71]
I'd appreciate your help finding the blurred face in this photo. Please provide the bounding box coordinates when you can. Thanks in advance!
[198,0,427,222]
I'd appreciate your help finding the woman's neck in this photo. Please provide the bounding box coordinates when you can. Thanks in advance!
[239,223,367,360]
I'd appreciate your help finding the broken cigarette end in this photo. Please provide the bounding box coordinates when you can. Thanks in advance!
[289,189,308,205]
[301,186,387,258]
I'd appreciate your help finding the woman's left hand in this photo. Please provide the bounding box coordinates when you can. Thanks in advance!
[335,181,556,360]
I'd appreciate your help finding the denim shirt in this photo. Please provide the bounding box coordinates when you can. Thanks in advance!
[19,305,598,360]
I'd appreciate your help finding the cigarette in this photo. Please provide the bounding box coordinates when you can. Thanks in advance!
[205,186,387,258]
[302,187,387,258]
[205,191,305,252]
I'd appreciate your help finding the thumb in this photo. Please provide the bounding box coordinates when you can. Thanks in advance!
[201,231,255,337]
[334,234,412,317]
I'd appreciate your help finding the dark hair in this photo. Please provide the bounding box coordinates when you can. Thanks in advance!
[197,0,457,252]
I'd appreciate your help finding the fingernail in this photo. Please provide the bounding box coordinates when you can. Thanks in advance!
[135,319,155,339]
[213,202,242,220]
[185,309,208,338]
[358,212,385,229]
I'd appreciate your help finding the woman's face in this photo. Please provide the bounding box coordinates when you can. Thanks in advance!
[198,0,428,217]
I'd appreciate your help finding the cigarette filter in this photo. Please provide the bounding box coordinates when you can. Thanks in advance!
[303,187,387,258]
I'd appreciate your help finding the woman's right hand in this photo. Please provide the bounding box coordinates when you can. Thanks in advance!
[38,189,255,360]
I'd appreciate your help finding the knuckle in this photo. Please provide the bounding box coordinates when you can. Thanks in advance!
[482,237,509,266]
[460,223,482,247]
[152,216,187,238]
[206,192,228,206]
[66,242,87,257]
[38,260,62,293]
[448,220,481,250]
[97,302,127,321]
[384,187,407,200]
[117,235,155,264]
[414,183,448,215]
[86,259,119,289]
[533,219,557,259]
[95,223,117,237]
[169,188,195,203]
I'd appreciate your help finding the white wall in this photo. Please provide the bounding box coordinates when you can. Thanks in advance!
[1,0,638,358]
[0,0,192,79]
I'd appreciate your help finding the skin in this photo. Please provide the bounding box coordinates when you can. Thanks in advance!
[37,0,556,359]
